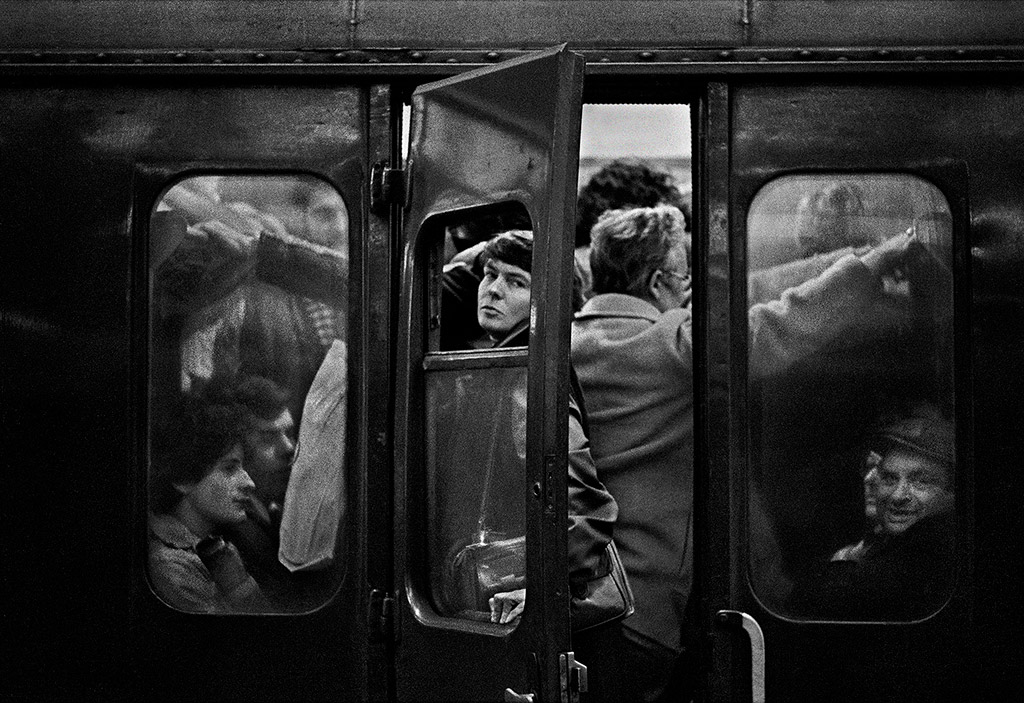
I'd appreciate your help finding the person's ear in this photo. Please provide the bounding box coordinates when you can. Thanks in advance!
[648,269,664,300]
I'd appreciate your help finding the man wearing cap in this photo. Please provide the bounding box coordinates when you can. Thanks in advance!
[791,408,956,619]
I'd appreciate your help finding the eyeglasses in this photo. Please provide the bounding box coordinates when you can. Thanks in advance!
[659,269,691,285]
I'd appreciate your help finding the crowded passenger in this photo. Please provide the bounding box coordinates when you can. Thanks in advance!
[574,160,691,301]
[218,374,298,606]
[570,204,922,702]
[156,176,348,424]
[439,207,533,350]
[790,407,956,619]
[148,384,270,614]
[475,230,534,348]
[151,175,350,613]
[430,226,621,630]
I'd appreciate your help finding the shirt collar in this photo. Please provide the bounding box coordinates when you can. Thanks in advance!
[149,512,203,551]
[575,293,662,323]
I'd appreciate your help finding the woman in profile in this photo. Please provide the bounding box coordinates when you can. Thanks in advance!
[148,386,270,613]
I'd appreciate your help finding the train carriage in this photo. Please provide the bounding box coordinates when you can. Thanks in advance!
[2,2,1023,701]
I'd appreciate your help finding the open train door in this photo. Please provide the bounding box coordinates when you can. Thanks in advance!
[700,79,981,702]
[393,46,585,702]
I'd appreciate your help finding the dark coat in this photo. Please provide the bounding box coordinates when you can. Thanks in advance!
[789,511,956,620]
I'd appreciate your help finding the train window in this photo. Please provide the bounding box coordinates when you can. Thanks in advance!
[147,174,349,614]
[421,202,533,625]
[434,202,534,352]
[745,173,955,621]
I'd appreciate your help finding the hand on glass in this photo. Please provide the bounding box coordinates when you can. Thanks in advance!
[489,588,526,624]
[860,226,921,279]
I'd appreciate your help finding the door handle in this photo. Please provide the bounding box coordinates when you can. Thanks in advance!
[504,688,535,703]
[716,610,765,703]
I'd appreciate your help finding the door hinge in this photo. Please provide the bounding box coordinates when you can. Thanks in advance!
[368,588,395,644]
[370,161,406,213]
[559,652,588,703]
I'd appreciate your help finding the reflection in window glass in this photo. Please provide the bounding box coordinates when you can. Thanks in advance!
[745,174,955,620]
[427,365,528,620]
[148,174,349,614]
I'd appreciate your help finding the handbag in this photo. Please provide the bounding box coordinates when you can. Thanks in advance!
[447,534,635,631]
[570,539,635,632]
[448,535,527,613]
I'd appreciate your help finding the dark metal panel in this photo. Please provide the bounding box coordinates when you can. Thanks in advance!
[393,46,583,702]
[728,78,1023,702]
[355,0,742,49]
[751,0,1024,47]
[0,0,354,50]
[0,0,740,51]
[0,79,373,701]
[2,0,1024,52]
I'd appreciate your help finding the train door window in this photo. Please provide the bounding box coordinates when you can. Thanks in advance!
[419,201,534,624]
[147,173,349,614]
[744,173,955,621]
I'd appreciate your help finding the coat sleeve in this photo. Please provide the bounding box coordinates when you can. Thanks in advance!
[748,254,882,377]
[566,395,618,587]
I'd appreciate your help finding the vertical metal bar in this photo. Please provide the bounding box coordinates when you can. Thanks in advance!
[528,46,585,703]
[698,80,737,702]
[365,81,396,703]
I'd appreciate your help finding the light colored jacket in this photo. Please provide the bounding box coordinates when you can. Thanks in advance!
[571,254,884,651]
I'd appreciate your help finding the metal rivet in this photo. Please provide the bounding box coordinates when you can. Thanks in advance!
[837,55,848,62]
[446,57,458,63]
[599,57,610,63]
[213,58,223,64]
[915,55,926,62]
[955,49,966,56]
[757,56,769,63]
[255,53,267,61]
[532,482,542,498]
[639,51,655,60]
[680,56,692,62]
[367,57,379,63]
[485,51,499,61]
[174,53,187,61]
[410,51,424,61]
[876,49,890,58]
[134,58,144,64]
[798,49,812,59]
[719,50,732,59]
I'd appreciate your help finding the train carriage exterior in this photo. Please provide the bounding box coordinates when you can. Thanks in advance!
[2,2,1022,702]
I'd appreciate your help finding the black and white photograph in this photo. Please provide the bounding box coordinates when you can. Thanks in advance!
[2,2,1022,701]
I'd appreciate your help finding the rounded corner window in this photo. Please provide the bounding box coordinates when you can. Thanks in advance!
[147,173,349,615]
[418,200,534,353]
[744,172,956,622]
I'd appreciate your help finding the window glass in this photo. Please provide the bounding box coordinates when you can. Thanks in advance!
[434,202,534,351]
[148,174,349,614]
[745,174,955,621]
[420,202,533,625]
[426,365,528,620]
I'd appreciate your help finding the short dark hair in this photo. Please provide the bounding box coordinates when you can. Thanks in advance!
[590,206,688,298]
[479,230,534,274]
[233,374,290,422]
[576,160,688,248]
[149,385,245,515]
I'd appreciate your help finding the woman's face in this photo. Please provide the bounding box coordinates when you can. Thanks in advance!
[182,444,255,530]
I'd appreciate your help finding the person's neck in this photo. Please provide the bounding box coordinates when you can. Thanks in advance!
[173,500,214,539]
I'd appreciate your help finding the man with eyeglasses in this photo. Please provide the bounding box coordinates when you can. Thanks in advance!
[571,205,918,702]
